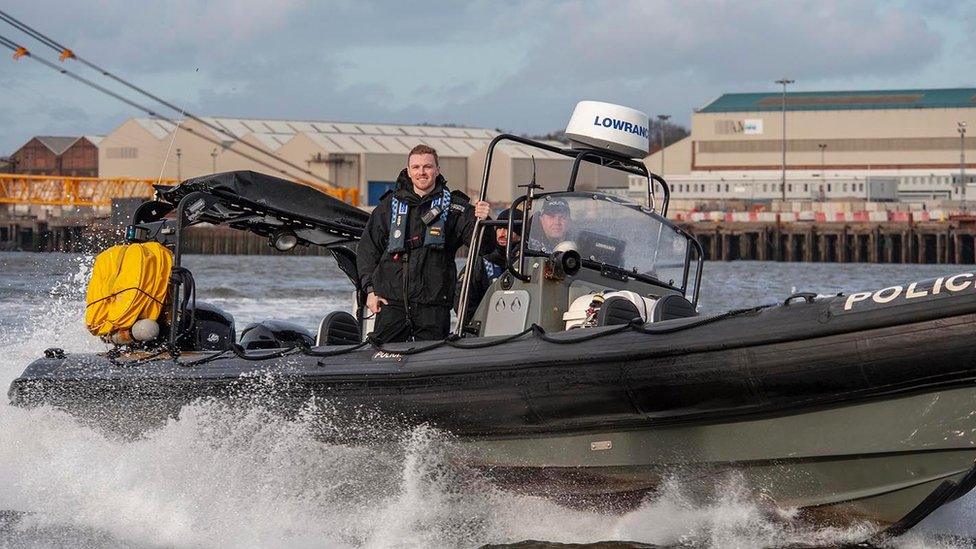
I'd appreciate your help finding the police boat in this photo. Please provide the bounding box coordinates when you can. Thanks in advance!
[9,101,976,538]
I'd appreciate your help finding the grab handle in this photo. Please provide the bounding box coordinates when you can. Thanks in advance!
[784,292,818,306]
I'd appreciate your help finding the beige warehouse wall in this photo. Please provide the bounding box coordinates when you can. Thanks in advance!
[690,108,976,170]
[467,147,515,204]
[363,153,405,184]
[644,136,693,176]
[439,157,468,194]
[693,108,976,141]
[99,119,178,179]
[100,119,303,181]
[274,133,334,184]
[214,134,304,180]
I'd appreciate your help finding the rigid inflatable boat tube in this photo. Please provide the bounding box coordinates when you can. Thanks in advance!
[303,306,764,364]
[85,242,173,337]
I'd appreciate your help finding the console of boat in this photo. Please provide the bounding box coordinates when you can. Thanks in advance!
[10,101,976,540]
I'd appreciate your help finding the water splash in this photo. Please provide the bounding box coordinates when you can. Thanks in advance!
[0,253,973,548]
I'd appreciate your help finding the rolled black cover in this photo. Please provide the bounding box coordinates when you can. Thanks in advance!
[158,170,369,235]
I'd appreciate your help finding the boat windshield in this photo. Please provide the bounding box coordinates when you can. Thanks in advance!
[525,193,692,290]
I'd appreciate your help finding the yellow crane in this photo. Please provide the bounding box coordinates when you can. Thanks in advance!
[0,173,161,207]
[0,173,360,207]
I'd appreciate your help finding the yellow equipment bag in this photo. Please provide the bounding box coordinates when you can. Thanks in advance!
[85,242,173,337]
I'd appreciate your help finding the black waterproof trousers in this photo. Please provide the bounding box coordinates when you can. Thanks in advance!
[371,302,451,343]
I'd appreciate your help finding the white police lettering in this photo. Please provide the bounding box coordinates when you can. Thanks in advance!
[372,351,403,361]
[843,272,975,311]
[872,286,902,304]
[945,273,972,292]
[905,282,928,299]
[592,115,648,138]
[843,291,872,310]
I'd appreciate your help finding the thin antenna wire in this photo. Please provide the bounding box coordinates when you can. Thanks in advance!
[157,97,189,185]
[0,10,339,189]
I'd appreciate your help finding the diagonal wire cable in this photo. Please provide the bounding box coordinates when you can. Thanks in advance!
[0,11,61,50]
[0,9,341,190]
[0,34,346,188]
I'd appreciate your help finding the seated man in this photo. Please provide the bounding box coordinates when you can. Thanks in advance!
[527,197,572,254]
[455,208,521,326]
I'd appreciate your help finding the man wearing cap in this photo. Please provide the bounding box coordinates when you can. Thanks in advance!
[455,208,521,327]
[528,197,573,254]
[357,144,491,342]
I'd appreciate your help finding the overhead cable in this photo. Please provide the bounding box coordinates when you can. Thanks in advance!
[0,10,339,189]
[0,33,338,187]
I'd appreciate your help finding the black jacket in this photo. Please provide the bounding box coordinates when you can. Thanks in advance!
[455,245,508,325]
[357,169,487,307]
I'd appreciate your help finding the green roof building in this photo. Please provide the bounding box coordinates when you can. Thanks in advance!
[645,87,976,202]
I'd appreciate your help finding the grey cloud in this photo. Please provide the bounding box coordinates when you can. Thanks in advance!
[0,0,964,152]
[434,0,947,132]
[513,1,942,85]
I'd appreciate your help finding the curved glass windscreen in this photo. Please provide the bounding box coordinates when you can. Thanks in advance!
[525,193,691,290]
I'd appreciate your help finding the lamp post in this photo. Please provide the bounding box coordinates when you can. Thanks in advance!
[657,114,671,176]
[211,148,218,173]
[775,78,794,202]
[176,148,182,181]
[818,143,827,200]
[959,122,967,203]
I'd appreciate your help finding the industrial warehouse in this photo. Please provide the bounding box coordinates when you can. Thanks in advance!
[92,87,976,208]
[6,86,975,210]
[96,117,628,206]
[649,87,976,203]
[6,87,976,262]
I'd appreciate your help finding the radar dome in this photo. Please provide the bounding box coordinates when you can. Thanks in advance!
[565,101,649,159]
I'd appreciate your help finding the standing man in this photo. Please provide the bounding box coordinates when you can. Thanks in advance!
[357,145,490,342]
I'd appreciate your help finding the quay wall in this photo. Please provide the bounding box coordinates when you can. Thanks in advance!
[681,219,976,263]
[5,215,976,265]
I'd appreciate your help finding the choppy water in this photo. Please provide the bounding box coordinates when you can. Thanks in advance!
[1,251,976,548]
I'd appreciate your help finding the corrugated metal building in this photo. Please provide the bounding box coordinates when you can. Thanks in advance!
[99,117,632,206]
[647,88,976,202]
[99,117,497,205]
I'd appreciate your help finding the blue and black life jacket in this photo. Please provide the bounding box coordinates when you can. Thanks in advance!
[483,257,505,280]
[386,188,451,254]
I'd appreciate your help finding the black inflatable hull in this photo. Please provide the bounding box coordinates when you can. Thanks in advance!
[10,275,976,532]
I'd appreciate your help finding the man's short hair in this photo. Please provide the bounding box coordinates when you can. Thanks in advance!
[408,144,439,167]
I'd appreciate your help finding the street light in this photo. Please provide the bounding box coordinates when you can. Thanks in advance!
[818,143,827,200]
[775,78,794,202]
[657,114,671,176]
[211,148,218,173]
[959,122,967,203]
[176,148,182,181]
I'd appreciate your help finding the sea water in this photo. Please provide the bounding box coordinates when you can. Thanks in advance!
[1,251,974,548]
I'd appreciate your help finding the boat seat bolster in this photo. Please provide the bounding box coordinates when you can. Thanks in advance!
[597,296,642,326]
[653,294,697,321]
[317,311,361,346]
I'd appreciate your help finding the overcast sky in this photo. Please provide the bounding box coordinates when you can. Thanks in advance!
[1,0,974,154]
